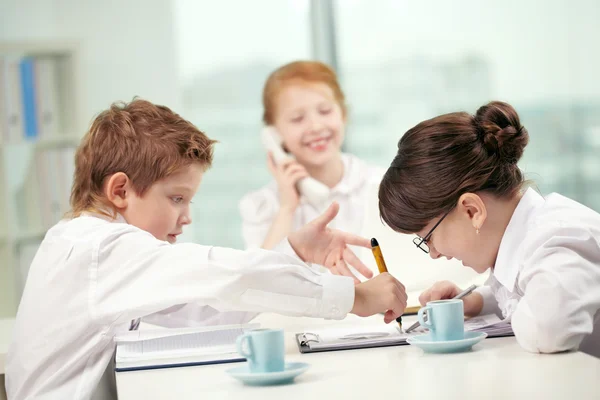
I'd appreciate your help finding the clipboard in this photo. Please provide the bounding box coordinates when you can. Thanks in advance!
[295,332,411,354]
[295,314,514,354]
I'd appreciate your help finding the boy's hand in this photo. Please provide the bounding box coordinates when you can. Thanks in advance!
[351,273,407,323]
[419,280,483,317]
[288,202,374,284]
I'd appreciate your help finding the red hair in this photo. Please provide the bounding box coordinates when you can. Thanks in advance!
[262,60,347,124]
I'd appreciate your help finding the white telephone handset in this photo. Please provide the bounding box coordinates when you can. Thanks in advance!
[261,126,330,207]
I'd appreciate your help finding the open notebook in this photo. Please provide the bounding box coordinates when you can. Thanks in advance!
[353,183,490,312]
[114,323,258,372]
[296,314,513,353]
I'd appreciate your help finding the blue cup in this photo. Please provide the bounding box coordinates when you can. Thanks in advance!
[417,299,464,341]
[236,328,285,373]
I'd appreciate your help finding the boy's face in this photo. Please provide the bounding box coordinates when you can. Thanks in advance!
[121,164,203,244]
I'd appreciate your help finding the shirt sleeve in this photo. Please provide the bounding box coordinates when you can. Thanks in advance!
[474,284,502,317]
[239,187,279,249]
[143,303,259,328]
[511,224,600,354]
[89,224,355,328]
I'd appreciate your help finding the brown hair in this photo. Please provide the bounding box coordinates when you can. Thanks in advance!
[70,98,216,218]
[262,60,347,125]
[379,101,529,233]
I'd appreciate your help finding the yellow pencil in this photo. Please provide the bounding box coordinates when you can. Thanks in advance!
[370,238,402,330]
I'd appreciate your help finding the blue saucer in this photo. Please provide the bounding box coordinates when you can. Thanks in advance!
[226,362,310,386]
[406,331,488,353]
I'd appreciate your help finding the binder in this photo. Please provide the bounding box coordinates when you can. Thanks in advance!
[295,314,514,354]
[114,323,258,373]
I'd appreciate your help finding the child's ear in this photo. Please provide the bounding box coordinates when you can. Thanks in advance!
[457,193,487,232]
[104,172,131,210]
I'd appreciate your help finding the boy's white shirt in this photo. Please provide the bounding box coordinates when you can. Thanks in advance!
[6,213,355,400]
[475,188,600,357]
[239,153,385,250]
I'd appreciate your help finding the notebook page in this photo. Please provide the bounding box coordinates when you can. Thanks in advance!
[465,314,513,336]
[117,326,248,362]
[115,323,259,343]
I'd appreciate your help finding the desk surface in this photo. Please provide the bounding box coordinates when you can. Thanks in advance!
[0,319,14,375]
[116,314,600,400]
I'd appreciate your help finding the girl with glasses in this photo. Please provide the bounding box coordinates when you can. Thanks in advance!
[378,101,600,357]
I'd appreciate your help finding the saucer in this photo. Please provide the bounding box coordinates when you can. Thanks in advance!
[226,362,310,386]
[406,331,488,353]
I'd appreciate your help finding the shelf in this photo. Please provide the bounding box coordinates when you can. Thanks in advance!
[35,136,80,150]
[0,41,80,56]
[0,135,80,150]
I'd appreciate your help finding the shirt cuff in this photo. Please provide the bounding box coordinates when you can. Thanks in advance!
[475,285,502,317]
[318,274,355,320]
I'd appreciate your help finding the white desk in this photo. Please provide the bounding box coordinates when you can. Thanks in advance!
[116,314,600,400]
[0,318,14,400]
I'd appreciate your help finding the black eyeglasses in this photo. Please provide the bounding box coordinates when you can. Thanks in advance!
[412,209,453,254]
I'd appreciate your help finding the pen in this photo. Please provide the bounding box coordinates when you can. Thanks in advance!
[370,238,402,330]
[404,283,478,333]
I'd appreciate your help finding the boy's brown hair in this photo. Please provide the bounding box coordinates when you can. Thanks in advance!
[70,98,216,218]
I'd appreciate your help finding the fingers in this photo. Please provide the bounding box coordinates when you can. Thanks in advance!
[337,231,371,248]
[343,246,374,279]
[268,156,304,174]
[282,163,306,176]
[383,310,396,324]
[283,164,308,184]
[383,284,407,323]
[335,258,360,284]
[370,273,406,323]
[419,280,458,305]
[313,202,340,228]
[418,288,431,306]
[392,284,408,317]
[278,157,296,169]
[266,152,277,174]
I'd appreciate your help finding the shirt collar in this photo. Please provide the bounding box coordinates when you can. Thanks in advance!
[493,187,545,290]
[299,153,370,206]
[81,210,128,224]
[330,153,370,196]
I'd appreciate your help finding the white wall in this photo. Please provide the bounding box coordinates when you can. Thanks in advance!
[0,0,181,129]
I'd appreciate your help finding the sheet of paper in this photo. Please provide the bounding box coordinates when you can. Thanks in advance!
[116,324,258,362]
[301,313,512,350]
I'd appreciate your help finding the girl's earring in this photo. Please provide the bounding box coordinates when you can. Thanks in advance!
[476,227,480,235]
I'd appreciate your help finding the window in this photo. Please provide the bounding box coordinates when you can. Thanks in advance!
[175,0,311,247]
[335,0,600,210]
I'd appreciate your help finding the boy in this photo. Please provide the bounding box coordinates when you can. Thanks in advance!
[6,99,407,400]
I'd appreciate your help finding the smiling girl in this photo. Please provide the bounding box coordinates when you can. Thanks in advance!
[239,61,383,280]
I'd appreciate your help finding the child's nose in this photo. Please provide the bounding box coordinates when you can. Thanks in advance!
[180,212,192,225]
[307,114,325,133]
[429,245,442,260]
